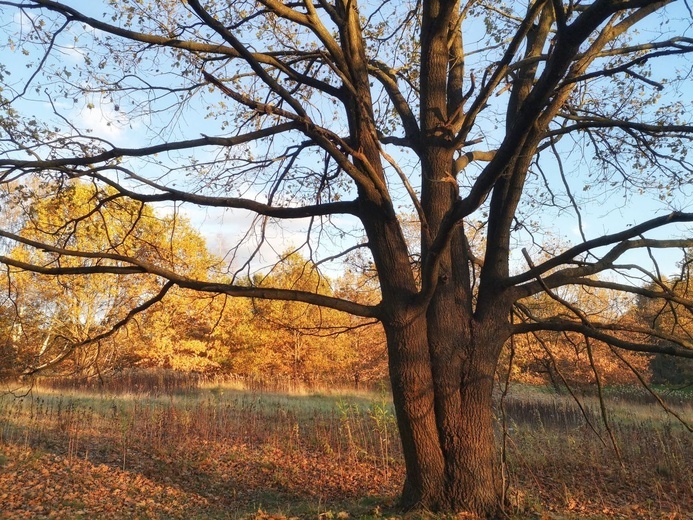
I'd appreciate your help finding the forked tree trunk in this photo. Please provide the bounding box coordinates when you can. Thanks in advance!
[385,314,505,517]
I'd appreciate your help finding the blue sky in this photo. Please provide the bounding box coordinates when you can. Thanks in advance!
[1,1,691,282]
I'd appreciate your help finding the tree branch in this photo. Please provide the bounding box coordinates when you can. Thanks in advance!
[369,60,421,145]
[544,119,693,140]
[514,320,693,358]
[21,280,176,376]
[0,124,302,169]
[508,213,693,289]
[0,230,380,319]
[89,167,361,220]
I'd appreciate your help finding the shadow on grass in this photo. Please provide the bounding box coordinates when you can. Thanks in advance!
[0,388,401,519]
[1,384,691,519]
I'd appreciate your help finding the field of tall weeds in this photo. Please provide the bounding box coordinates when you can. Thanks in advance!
[0,371,690,519]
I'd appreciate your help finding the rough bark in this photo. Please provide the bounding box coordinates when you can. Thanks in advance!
[385,315,446,510]
[384,307,508,516]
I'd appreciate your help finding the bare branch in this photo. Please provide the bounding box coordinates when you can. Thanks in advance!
[91,167,361,219]
[0,124,302,169]
[0,230,379,318]
[509,214,693,289]
[515,320,693,358]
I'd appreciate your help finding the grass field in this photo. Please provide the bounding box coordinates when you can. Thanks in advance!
[0,374,691,519]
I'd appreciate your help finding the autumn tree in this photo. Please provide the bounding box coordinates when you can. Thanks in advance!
[334,266,389,385]
[0,180,219,376]
[631,266,693,385]
[510,286,652,388]
[241,253,351,381]
[130,287,240,372]
[1,0,693,515]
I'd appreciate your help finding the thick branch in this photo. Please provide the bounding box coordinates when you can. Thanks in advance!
[91,169,361,219]
[16,0,236,54]
[0,231,379,318]
[544,119,693,139]
[179,280,380,318]
[514,320,693,358]
[368,61,421,145]
[563,40,693,87]
[535,238,693,290]
[569,277,693,309]
[0,255,144,276]
[0,124,301,169]
[508,213,693,289]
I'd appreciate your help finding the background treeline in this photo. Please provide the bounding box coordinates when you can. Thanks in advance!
[1,181,690,388]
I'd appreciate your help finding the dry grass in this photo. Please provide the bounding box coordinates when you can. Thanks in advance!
[499,386,692,518]
[0,373,691,519]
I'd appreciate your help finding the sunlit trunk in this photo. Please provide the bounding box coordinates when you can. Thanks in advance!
[385,315,446,509]
[437,335,501,515]
[385,312,506,517]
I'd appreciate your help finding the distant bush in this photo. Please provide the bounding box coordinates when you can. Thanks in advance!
[650,352,693,386]
[35,368,207,395]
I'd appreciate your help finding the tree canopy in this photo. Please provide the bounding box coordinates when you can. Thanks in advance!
[1,0,692,515]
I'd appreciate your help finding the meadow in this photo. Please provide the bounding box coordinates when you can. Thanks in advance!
[0,372,690,519]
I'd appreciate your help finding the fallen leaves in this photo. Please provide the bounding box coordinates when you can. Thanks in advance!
[0,444,212,519]
[0,436,401,519]
[0,387,690,519]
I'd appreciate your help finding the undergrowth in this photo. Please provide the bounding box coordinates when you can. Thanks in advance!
[0,375,690,519]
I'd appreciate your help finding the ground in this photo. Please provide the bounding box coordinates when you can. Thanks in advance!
[0,381,690,519]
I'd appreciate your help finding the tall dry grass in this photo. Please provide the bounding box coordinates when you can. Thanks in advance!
[1,374,399,476]
[1,372,691,517]
[498,386,692,516]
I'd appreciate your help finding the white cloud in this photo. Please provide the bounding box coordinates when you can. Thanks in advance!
[74,97,135,145]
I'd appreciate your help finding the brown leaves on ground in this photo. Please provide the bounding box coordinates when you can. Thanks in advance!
[2,433,690,519]
[0,440,400,519]
[0,444,212,519]
[0,387,690,519]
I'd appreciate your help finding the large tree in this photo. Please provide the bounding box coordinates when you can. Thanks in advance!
[1,0,693,515]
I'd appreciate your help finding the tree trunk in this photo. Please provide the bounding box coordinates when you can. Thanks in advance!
[385,315,446,510]
[386,313,506,518]
[439,351,500,515]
